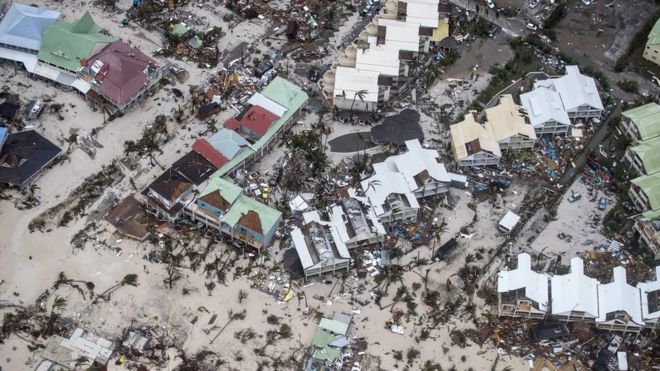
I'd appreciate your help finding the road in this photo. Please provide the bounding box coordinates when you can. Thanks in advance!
[449,0,529,38]
[558,104,621,186]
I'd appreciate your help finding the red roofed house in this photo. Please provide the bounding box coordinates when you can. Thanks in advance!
[81,40,160,112]
[192,138,229,168]
[224,104,278,142]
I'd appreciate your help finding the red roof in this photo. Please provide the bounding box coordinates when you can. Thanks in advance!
[192,138,228,168]
[224,105,278,139]
[87,41,157,108]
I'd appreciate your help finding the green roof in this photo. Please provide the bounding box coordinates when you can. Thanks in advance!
[313,346,340,362]
[200,176,242,203]
[38,12,115,71]
[622,103,660,141]
[631,172,660,211]
[312,329,334,347]
[641,208,660,221]
[318,318,348,336]
[170,22,190,37]
[212,77,308,177]
[222,194,281,232]
[629,136,660,175]
[648,18,660,46]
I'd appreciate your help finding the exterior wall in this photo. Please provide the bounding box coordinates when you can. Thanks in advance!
[0,43,38,54]
[644,43,660,66]
[634,219,660,258]
[346,234,384,249]
[623,148,645,175]
[378,206,418,224]
[458,151,500,167]
[333,96,378,112]
[196,200,226,218]
[534,120,569,136]
[595,321,643,333]
[629,185,652,212]
[553,312,597,323]
[413,180,449,198]
[619,117,642,142]
[304,258,351,279]
[566,104,602,121]
[497,293,547,320]
[498,135,536,152]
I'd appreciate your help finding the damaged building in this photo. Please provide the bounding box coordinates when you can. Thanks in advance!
[322,0,450,112]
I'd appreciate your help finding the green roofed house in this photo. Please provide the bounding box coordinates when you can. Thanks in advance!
[620,103,660,142]
[624,136,660,176]
[644,18,660,66]
[38,11,115,73]
[221,194,282,248]
[211,77,308,177]
[635,208,660,258]
[189,177,282,249]
[630,172,660,213]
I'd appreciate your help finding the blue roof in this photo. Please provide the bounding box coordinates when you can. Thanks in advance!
[0,126,7,150]
[0,4,60,51]
[207,128,251,159]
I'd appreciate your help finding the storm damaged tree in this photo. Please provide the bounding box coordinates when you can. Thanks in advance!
[210,309,247,344]
[52,271,95,300]
[94,274,139,303]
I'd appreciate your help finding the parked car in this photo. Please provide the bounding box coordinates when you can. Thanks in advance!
[568,191,582,203]
[485,0,495,9]
[529,0,540,8]
[526,22,538,31]
[598,197,607,210]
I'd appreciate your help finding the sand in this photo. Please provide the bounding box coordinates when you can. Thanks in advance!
[0,2,537,370]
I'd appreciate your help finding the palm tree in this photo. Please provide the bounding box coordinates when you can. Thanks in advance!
[210,309,247,343]
[430,218,447,258]
[349,89,368,119]
[94,274,138,303]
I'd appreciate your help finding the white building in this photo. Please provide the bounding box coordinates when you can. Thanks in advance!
[551,257,599,322]
[355,44,403,77]
[596,267,644,332]
[637,266,660,329]
[519,87,572,136]
[331,199,387,249]
[290,210,353,279]
[497,253,549,319]
[377,18,423,53]
[355,139,450,223]
[534,65,604,121]
[332,67,382,112]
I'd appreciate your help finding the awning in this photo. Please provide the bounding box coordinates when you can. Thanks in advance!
[0,47,38,72]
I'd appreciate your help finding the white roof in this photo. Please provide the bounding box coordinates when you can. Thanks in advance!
[519,87,571,128]
[596,267,643,325]
[378,19,420,52]
[360,162,419,217]
[498,210,520,231]
[288,195,310,212]
[637,266,660,322]
[497,253,549,311]
[291,227,314,269]
[355,45,400,76]
[247,92,286,117]
[534,65,604,112]
[333,67,380,103]
[0,4,60,51]
[402,0,441,28]
[551,257,599,318]
[383,139,450,191]
[0,46,37,72]
[302,210,351,259]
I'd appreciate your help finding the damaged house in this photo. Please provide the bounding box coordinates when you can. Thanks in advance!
[637,266,660,329]
[0,129,62,189]
[450,94,537,168]
[634,209,660,259]
[497,253,549,319]
[519,85,572,136]
[551,257,599,323]
[323,0,449,112]
[619,102,660,142]
[624,136,660,176]
[354,139,450,223]
[197,77,307,177]
[596,267,644,332]
[187,176,282,248]
[80,40,160,112]
[532,65,604,121]
[629,172,660,213]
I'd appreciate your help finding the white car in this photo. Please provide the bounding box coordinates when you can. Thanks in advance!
[526,22,538,31]
[485,0,495,9]
[529,0,540,8]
